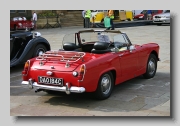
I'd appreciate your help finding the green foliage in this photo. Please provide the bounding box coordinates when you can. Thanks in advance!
[38,10,57,18]
[26,16,32,20]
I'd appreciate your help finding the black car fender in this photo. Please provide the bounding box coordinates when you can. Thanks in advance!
[27,37,50,55]
[10,36,50,67]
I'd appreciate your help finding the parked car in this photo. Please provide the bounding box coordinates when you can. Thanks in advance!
[10,17,34,30]
[10,30,51,67]
[21,29,160,100]
[133,10,163,20]
[153,10,170,25]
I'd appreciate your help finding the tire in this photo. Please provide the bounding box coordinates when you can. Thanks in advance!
[32,44,47,57]
[143,54,157,79]
[94,72,114,100]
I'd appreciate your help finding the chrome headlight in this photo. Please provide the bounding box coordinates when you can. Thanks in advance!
[34,32,41,37]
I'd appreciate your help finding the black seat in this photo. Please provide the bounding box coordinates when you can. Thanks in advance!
[63,43,78,51]
[81,44,94,52]
[91,42,112,54]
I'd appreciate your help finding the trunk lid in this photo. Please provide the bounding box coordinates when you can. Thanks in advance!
[31,51,97,72]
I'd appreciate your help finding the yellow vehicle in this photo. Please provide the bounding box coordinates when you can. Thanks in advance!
[90,10,133,23]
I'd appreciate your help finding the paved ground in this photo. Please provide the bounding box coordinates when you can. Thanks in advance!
[10,25,170,116]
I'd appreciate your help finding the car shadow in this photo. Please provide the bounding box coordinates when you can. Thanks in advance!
[10,64,24,73]
[42,72,170,113]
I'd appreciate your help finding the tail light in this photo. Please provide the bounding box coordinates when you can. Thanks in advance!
[22,60,30,76]
[78,64,86,81]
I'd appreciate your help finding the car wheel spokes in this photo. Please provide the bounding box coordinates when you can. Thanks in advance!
[148,58,155,75]
[101,74,111,95]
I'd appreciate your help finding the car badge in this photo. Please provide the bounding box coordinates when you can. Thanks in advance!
[46,71,53,76]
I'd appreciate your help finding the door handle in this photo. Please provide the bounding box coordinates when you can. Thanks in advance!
[119,54,123,57]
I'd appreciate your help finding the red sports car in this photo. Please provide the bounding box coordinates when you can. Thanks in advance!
[10,17,34,30]
[21,29,160,100]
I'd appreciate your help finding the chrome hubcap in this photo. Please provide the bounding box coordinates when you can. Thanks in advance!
[148,58,156,75]
[101,74,111,95]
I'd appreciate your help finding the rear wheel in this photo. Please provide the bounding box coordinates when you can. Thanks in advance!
[143,54,157,79]
[94,72,114,100]
[33,44,47,57]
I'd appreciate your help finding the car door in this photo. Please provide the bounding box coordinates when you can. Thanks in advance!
[113,34,138,79]
[119,47,138,79]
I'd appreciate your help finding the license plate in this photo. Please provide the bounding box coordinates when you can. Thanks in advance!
[154,18,159,21]
[38,76,63,86]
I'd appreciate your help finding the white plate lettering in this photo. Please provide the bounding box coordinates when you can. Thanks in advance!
[38,76,63,85]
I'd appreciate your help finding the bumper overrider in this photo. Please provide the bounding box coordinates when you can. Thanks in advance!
[21,79,85,94]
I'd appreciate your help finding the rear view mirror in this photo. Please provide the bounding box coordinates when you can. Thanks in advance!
[129,45,136,52]
[111,47,119,53]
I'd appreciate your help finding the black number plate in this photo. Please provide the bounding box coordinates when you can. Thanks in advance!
[38,76,63,86]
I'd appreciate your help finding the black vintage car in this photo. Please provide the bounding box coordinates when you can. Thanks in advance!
[10,30,51,67]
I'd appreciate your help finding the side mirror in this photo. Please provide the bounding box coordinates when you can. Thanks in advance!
[129,45,136,52]
[111,47,119,53]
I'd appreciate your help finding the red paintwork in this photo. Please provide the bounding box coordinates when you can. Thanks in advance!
[134,10,163,20]
[22,41,160,92]
[10,17,34,30]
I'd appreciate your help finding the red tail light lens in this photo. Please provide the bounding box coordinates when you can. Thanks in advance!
[80,65,85,75]
[22,60,30,76]
[78,64,86,81]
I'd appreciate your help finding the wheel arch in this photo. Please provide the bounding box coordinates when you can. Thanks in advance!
[95,68,116,90]
[110,69,116,84]
[94,69,116,100]
[143,51,158,79]
[150,50,159,61]
[19,38,50,63]
[32,42,51,52]
[29,42,50,58]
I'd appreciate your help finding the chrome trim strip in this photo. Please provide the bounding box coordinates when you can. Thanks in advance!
[21,81,85,93]
[22,81,29,85]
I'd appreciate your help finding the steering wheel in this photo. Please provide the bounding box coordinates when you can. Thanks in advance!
[108,41,114,47]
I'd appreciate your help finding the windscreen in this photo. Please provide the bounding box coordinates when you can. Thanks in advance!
[80,32,128,44]
[62,31,129,48]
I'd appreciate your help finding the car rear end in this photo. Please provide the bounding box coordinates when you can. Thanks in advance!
[21,51,87,94]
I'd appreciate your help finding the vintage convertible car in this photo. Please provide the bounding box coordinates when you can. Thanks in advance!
[10,17,34,30]
[10,30,50,67]
[21,29,160,100]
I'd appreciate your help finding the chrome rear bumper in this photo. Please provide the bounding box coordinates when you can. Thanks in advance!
[21,79,85,94]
